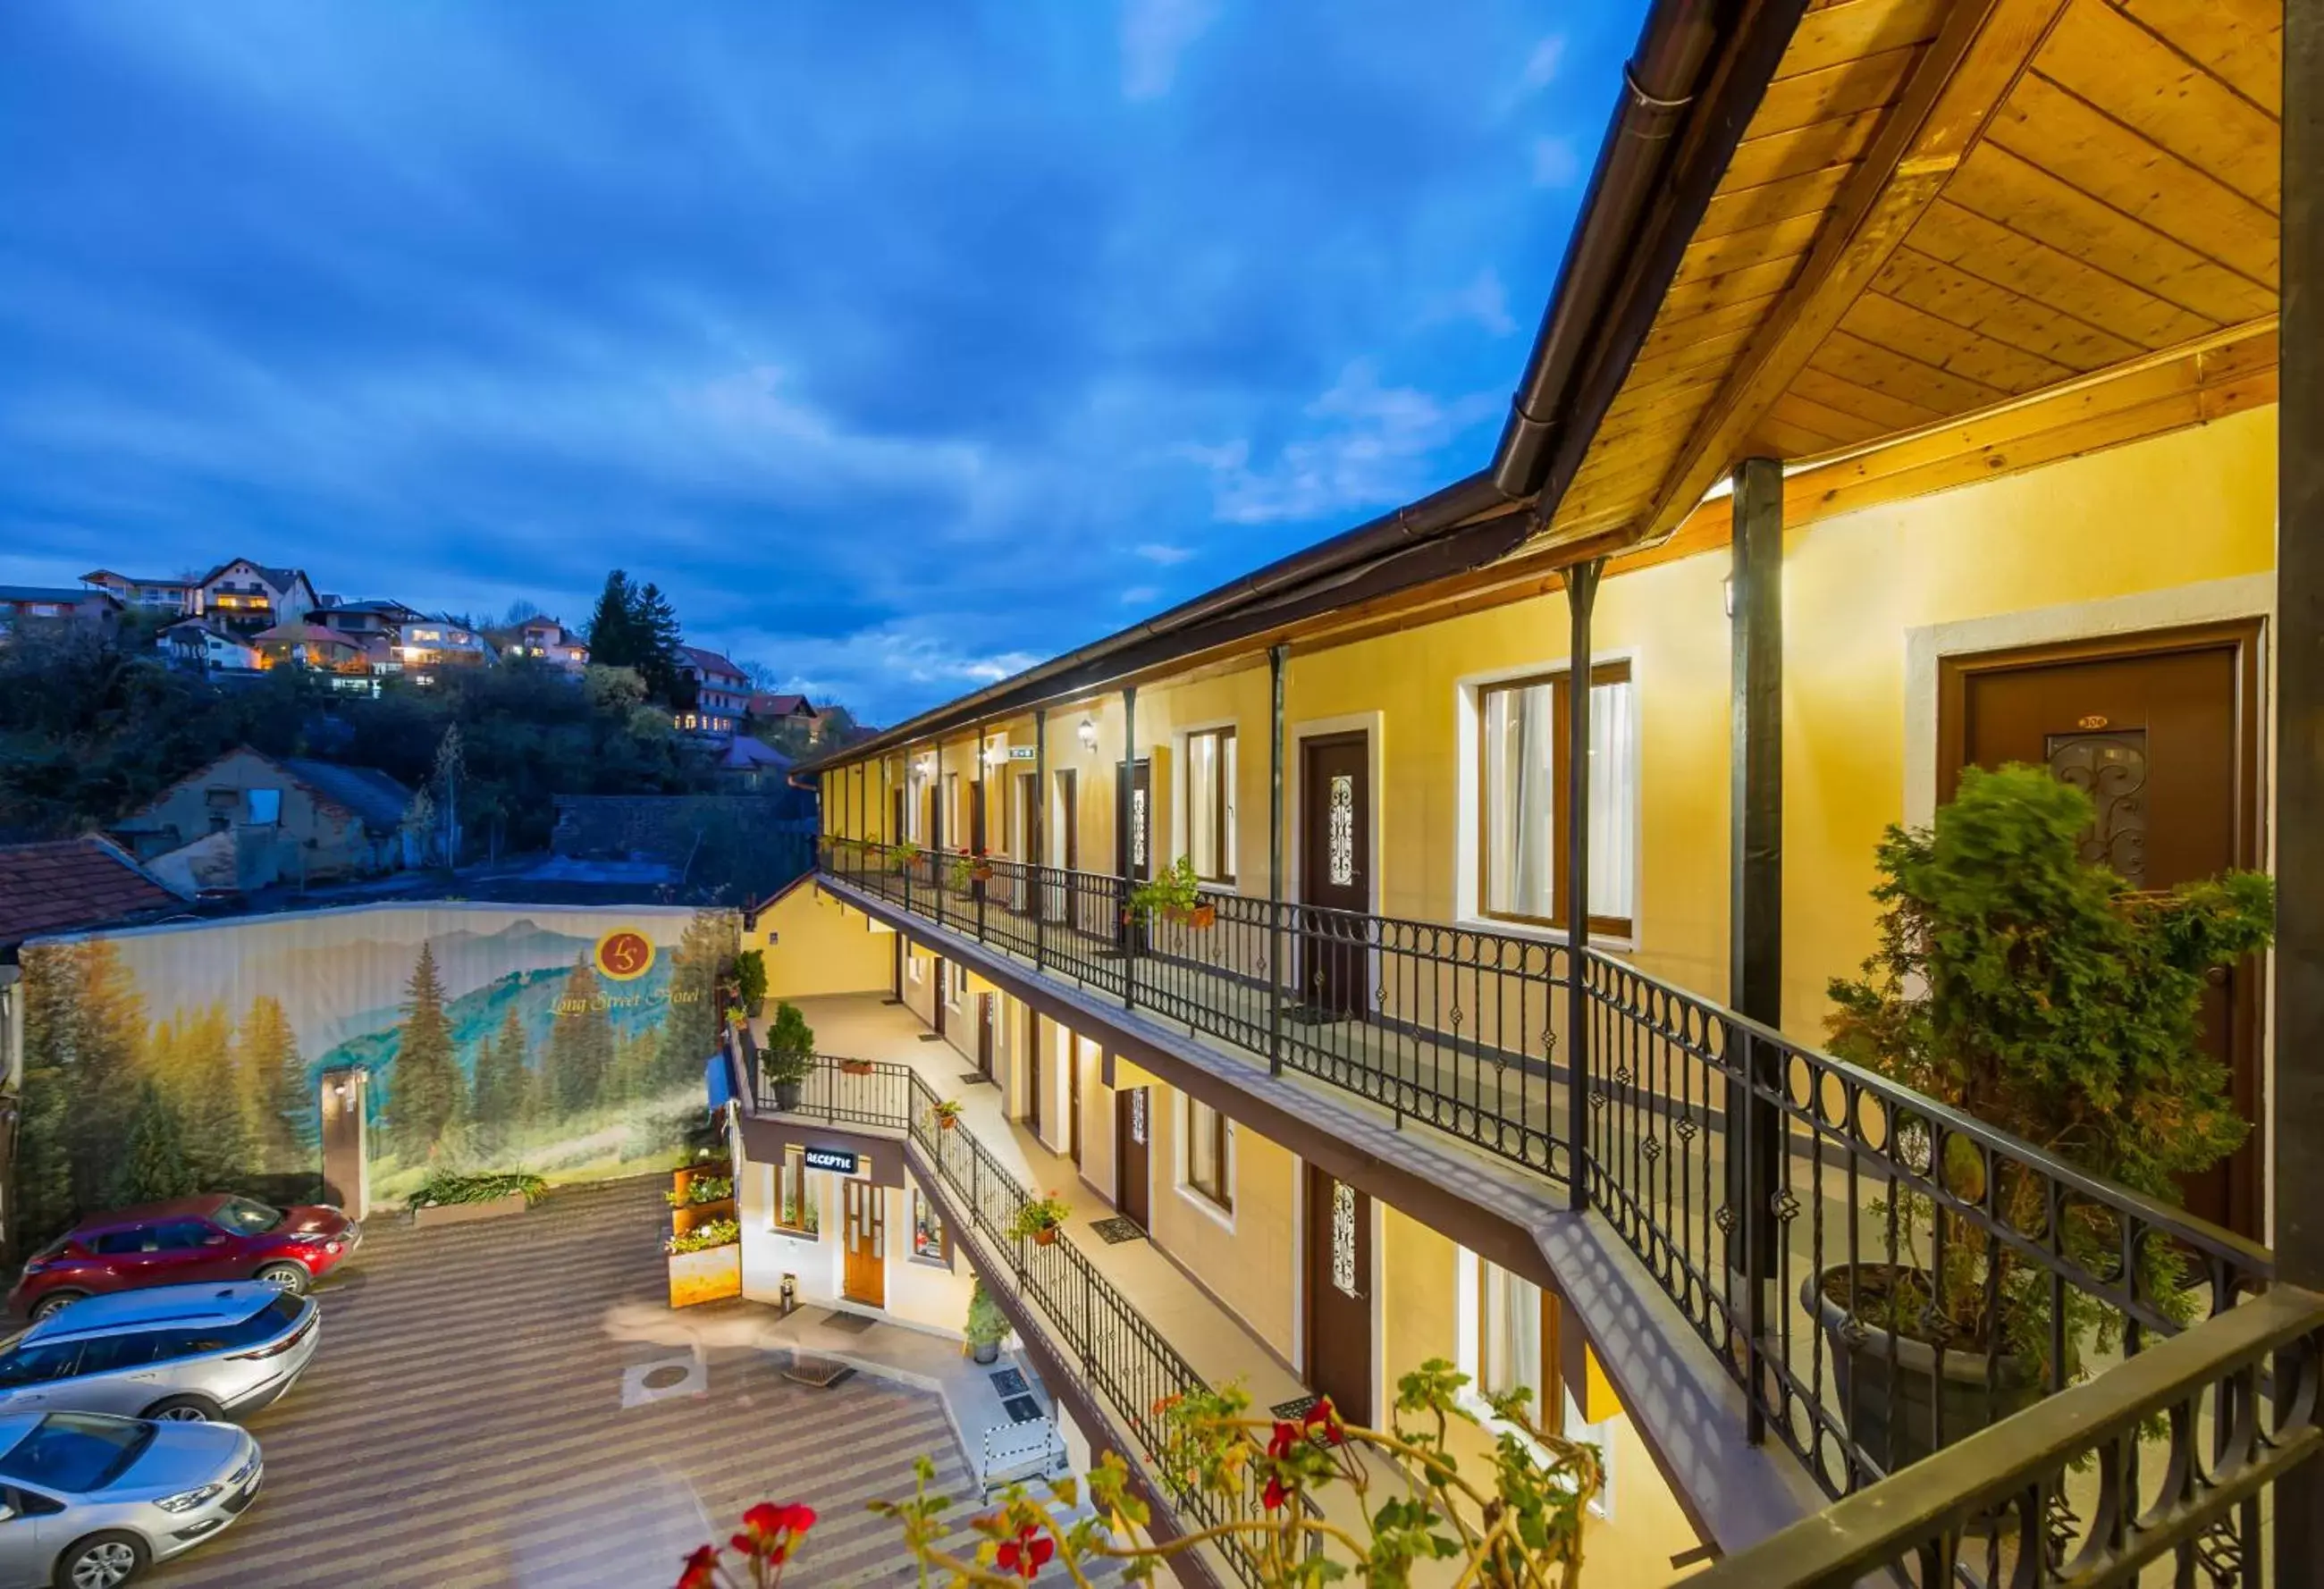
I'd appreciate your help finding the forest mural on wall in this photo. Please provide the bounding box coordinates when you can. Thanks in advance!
[15,904,736,1244]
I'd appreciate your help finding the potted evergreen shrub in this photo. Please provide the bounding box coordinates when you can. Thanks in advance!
[762,1000,815,1113]
[734,948,768,1020]
[964,1277,1010,1366]
[1812,765,2272,1467]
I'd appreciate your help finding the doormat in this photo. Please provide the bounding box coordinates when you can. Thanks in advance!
[1282,1005,1349,1029]
[1089,1216,1145,1246]
[819,1309,878,1334]
[1270,1394,1321,1421]
[784,1353,855,1389]
[920,1032,947,1042]
[959,1072,997,1086]
[989,1367,1031,1399]
[1002,1394,1044,1425]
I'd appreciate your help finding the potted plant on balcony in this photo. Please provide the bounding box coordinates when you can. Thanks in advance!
[762,999,815,1113]
[963,1278,1010,1366]
[734,948,768,1020]
[1007,1191,1072,1247]
[1812,765,2273,1467]
[839,1055,875,1077]
[947,855,976,894]
[1129,855,1213,929]
[892,840,924,878]
[930,1099,964,1131]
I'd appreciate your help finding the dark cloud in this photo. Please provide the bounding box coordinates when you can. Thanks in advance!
[0,0,1645,717]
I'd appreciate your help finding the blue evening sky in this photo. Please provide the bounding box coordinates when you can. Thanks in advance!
[0,2,1646,723]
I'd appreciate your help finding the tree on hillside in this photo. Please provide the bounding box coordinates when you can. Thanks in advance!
[631,583,686,703]
[543,957,615,1116]
[472,1006,533,1131]
[584,571,640,669]
[579,569,686,705]
[390,942,462,1161]
[239,995,313,1168]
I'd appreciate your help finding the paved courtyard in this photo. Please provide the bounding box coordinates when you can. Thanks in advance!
[151,1175,982,1588]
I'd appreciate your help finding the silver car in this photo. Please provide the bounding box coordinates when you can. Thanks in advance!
[0,1409,258,1587]
[0,1285,318,1425]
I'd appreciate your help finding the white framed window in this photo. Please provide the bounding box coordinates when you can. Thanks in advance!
[908,951,926,985]
[1184,727,1238,883]
[1476,660,1637,936]
[910,1189,948,1265]
[774,1148,821,1237]
[1178,1097,1233,1214]
[945,960,964,1012]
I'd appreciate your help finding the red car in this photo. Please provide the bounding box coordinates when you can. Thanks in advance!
[10,1194,362,1321]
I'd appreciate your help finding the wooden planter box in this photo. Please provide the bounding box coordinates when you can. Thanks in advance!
[668,1242,742,1308]
[411,1190,530,1228]
[671,1198,737,1237]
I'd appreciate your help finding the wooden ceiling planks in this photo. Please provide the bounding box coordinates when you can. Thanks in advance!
[1518,0,2282,567]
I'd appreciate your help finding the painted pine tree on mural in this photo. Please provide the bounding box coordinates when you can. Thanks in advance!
[18,939,148,1223]
[470,1007,533,1151]
[661,907,734,1084]
[543,955,615,1114]
[237,995,313,1167]
[391,941,463,1161]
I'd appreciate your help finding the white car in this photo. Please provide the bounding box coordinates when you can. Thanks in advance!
[0,1409,259,1586]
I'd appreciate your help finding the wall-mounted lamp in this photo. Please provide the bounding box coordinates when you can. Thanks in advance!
[1077,717,1098,750]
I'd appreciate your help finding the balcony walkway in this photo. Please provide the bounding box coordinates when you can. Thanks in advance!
[754,992,1713,1587]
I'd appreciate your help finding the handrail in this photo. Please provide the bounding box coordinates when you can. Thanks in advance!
[812,837,2285,1560]
[758,1049,1296,1586]
[1684,1286,2324,1587]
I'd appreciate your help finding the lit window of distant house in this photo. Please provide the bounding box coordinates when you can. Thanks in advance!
[1477,661,1636,936]
[910,1190,947,1264]
[1185,727,1237,883]
[1181,1097,1232,1213]
[246,789,282,825]
[775,1147,821,1236]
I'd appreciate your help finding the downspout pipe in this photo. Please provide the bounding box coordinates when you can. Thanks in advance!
[798,0,1727,779]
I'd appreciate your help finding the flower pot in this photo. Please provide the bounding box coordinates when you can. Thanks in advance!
[773,1080,804,1112]
[1187,903,1217,930]
[939,1115,959,1131]
[411,1190,529,1228]
[1032,1226,1058,1247]
[1802,1264,2042,1470]
[840,1060,873,1077]
[972,1339,1001,1366]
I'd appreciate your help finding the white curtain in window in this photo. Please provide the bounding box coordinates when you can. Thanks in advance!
[1222,734,1238,877]
[1188,734,1218,876]
[1486,684,1556,917]
[1587,679,1637,924]
[1483,1267,1541,1400]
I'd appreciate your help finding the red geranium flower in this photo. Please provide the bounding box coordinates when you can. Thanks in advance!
[995,1523,1056,1579]
[1267,1420,1300,1459]
[1262,1476,1290,1511]
[677,1543,721,1589]
[1302,1397,1343,1447]
[732,1501,818,1563]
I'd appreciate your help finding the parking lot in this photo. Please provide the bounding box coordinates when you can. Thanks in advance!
[147,1175,981,1588]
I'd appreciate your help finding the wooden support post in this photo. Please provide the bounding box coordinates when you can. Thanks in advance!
[1269,643,1288,1075]
[1120,685,1137,1010]
[1035,709,1048,972]
[2278,0,2323,1577]
[1563,560,1603,1214]
[1729,455,1784,1442]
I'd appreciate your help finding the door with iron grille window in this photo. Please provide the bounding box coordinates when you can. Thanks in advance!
[1303,1164,1372,1425]
[1116,1087,1150,1231]
[1940,620,2263,1238]
[1025,1008,1044,1139]
[1299,733,1371,1018]
[843,1178,886,1308]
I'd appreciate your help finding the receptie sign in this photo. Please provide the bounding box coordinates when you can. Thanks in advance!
[804,1147,860,1174]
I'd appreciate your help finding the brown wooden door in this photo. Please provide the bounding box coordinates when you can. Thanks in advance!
[1116,1087,1151,1231]
[971,781,987,853]
[1055,769,1078,870]
[1117,758,1153,881]
[891,788,905,845]
[978,994,996,1079]
[1941,622,2263,1237]
[1303,1164,1372,1425]
[1070,1043,1083,1166]
[1299,733,1371,1017]
[843,1179,886,1308]
[1025,1008,1044,1139]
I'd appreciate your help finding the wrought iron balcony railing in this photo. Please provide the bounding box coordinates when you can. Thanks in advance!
[813,837,2287,1573]
[743,1039,1303,1588]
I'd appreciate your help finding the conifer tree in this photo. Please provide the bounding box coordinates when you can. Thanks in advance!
[391,941,462,1161]
[240,996,313,1168]
[114,1080,199,1206]
[543,957,614,1117]
[472,1005,532,1129]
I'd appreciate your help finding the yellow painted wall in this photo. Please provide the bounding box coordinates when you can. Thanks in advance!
[1119,404,2277,1041]
[758,882,892,1002]
[1147,1085,1300,1361]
